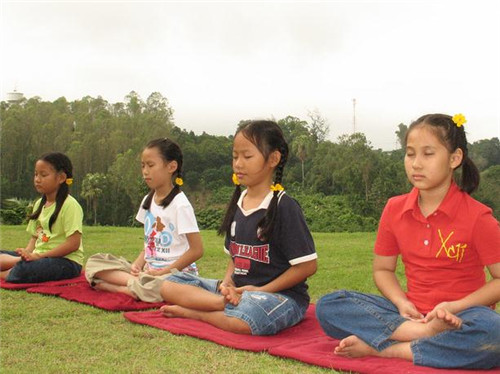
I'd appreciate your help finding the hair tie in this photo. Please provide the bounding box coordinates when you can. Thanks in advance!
[452,113,467,128]
[66,178,73,186]
[232,173,240,186]
[175,177,183,186]
[270,183,284,192]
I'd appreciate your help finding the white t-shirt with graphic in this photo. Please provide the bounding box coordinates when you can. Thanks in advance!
[136,191,199,274]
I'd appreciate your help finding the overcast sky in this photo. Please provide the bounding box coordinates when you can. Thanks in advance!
[2,0,499,150]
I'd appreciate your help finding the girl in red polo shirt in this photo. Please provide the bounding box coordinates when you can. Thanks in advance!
[316,113,500,369]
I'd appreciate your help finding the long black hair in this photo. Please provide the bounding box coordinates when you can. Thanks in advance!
[142,138,183,210]
[29,152,73,231]
[405,113,480,194]
[218,120,289,241]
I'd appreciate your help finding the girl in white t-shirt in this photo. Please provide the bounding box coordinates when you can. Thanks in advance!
[85,138,203,301]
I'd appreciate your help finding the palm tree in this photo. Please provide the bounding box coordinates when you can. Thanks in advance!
[81,173,106,225]
[292,135,313,189]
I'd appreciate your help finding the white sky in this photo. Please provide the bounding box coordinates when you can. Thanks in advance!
[2,0,499,150]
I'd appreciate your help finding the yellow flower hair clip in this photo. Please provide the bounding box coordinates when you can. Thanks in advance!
[66,178,73,186]
[175,177,183,186]
[232,173,240,186]
[270,183,284,192]
[452,113,467,127]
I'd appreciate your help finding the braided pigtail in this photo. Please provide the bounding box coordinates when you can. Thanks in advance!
[142,190,155,210]
[29,195,47,221]
[218,174,242,236]
[159,169,182,208]
[257,144,288,241]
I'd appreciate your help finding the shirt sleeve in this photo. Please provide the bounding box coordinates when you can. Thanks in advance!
[60,197,84,238]
[135,196,148,224]
[374,199,400,256]
[176,202,200,235]
[471,210,500,266]
[276,196,317,265]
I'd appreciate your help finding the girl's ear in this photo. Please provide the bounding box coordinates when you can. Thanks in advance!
[450,148,464,169]
[167,160,178,174]
[57,172,67,185]
[268,150,281,168]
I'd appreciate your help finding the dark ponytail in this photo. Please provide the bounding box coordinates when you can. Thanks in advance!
[406,114,480,194]
[218,184,242,236]
[257,143,288,241]
[29,152,73,231]
[218,120,289,241]
[142,138,183,210]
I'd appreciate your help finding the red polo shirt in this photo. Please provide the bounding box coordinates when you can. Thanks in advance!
[374,182,500,314]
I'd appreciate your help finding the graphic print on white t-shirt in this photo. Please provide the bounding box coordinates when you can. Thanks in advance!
[143,210,176,268]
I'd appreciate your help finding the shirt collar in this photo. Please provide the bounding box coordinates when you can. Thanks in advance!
[400,181,462,219]
[237,190,274,215]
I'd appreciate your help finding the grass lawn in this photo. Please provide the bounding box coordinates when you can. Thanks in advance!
[1,225,388,373]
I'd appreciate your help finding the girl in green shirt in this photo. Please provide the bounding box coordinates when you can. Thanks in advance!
[0,152,83,283]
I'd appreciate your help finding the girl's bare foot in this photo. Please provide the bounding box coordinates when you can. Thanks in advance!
[334,336,378,358]
[93,281,137,299]
[160,305,191,318]
[427,308,462,333]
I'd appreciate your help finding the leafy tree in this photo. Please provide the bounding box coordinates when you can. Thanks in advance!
[81,173,107,225]
[307,109,329,143]
[395,123,407,150]
[474,165,500,219]
[469,138,500,171]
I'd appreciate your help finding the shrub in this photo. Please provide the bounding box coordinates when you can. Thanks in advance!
[0,198,32,225]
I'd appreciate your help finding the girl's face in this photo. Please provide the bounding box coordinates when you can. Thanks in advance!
[141,147,175,191]
[34,160,66,197]
[232,132,279,189]
[404,125,462,194]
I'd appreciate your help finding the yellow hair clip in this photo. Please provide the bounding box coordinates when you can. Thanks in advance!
[270,183,284,192]
[452,113,467,127]
[175,177,183,186]
[232,173,240,186]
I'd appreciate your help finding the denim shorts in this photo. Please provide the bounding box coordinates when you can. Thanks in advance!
[166,271,307,335]
[0,250,82,283]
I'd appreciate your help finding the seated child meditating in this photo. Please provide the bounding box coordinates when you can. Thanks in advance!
[316,113,500,369]
[157,120,318,335]
[85,138,203,302]
[0,152,83,283]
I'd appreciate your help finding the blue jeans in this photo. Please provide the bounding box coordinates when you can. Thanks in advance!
[166,271,307,335]
[316,290,500,369]
[0,250,82,283]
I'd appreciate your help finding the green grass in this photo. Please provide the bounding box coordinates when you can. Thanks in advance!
[0,225,384,374]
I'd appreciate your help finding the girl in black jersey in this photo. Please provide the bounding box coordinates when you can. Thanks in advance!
[158,120,317,335]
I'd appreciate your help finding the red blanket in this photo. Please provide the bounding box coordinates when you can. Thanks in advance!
[124,305,321,352]
[124,304,500,373]
[0,273,87,290]
[268,334,500,374]
[27,282,164,311]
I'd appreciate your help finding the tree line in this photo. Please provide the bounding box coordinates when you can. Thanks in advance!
[1,92,499,231]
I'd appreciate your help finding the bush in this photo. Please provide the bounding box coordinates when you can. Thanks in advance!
[292,193,378,232]
[196,208,224,230]
[0,198,32,225]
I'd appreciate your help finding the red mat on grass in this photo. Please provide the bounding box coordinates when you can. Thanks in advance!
[0,273,87,290]
[268,334,500,374]
[124,304,321,352]
[27,282,164,311]
[124,304,500,373]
